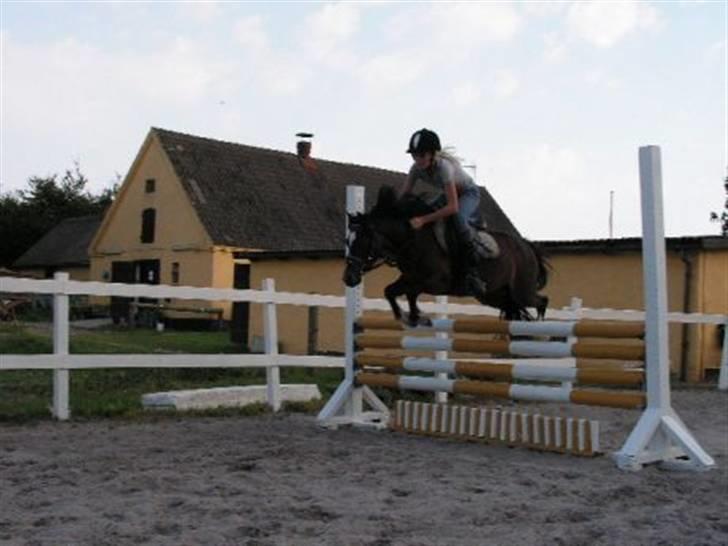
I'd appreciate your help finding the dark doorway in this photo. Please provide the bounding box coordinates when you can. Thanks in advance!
[110,259,160,324]
[110,261,135,323]
[230,263,250,347]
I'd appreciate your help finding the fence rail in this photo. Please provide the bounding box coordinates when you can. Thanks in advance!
[1,273,727,420]
[2,276,726,324]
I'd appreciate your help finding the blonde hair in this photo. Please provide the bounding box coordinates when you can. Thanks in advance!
[435,146,464,167]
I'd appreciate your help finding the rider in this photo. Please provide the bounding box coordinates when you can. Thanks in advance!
[398,128,489,299]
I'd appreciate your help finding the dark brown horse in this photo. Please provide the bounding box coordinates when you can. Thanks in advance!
[343,186,550,325]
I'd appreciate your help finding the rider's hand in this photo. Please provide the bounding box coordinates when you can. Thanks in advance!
[409,217,425,230]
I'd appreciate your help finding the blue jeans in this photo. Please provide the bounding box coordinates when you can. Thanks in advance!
[454,186,483,232]
[429,186,482,229]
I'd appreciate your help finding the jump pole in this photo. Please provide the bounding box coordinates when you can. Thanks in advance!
[612,146,714,471]
[316,186,389,428]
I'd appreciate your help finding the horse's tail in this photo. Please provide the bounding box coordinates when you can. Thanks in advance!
[528,240,551,290]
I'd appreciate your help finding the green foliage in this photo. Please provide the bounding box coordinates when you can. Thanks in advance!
[0,162,119,267]
[709,174,728,237]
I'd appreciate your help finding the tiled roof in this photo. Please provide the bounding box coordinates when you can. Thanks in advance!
[13,215,102,268]
[538,235,728,253]
[154,128,520,252]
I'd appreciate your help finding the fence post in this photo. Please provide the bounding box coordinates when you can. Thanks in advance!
[52,272,70,420]
[262,278,281,411]
[434,295,449,404]
[719,320,728,391]
[307,305,319,356]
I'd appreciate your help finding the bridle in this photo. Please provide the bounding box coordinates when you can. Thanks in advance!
[346,220,398,273]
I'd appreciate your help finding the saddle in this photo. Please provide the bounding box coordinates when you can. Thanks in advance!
[432,218,500,260]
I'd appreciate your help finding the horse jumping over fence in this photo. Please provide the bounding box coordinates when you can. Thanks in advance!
[342,185,550,325]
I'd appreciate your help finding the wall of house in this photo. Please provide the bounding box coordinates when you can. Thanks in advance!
[248,258,403,354]
[694,248,728,381]
[14,266,90,281]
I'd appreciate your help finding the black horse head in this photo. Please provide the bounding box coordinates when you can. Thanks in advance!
[342,212,373,287]
[342,185,436,288]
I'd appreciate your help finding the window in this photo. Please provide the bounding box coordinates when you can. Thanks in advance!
[171,262,180,284]
[145,178,156,193]
[141,208,156,243]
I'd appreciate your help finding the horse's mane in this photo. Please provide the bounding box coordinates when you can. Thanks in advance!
[371,185,433,220]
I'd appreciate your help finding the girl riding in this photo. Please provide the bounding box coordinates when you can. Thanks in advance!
[398,128,490,299]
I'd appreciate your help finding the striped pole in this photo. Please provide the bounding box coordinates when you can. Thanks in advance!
[356,372,646,410]
[393,400,601,457]
[355,334,645,361]
[355,354,644,386]
[357,316,645,339]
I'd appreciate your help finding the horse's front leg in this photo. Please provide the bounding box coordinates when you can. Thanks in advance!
[405,290,430,327]
[384,276,409,322]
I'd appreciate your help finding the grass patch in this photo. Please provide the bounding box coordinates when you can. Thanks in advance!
[0,324,343,421]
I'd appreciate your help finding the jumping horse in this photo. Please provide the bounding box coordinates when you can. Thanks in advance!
[342,185,550,325]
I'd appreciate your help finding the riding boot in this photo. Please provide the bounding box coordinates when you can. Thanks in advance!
[460,236,489,300]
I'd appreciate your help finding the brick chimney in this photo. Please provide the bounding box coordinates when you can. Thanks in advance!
[296,132,317,173]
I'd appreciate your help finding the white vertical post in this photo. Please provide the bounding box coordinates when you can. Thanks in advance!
[262,278,281,412]
[640,146,672,411]
[718,321,728,391]
[614,146,714,471]
[434,295,449,404]
[344,186,365,417]
[317,185,388,427]
[52,272,70,420]
[564,296,582,390]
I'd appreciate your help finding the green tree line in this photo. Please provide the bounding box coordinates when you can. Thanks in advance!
[0,164,118,267]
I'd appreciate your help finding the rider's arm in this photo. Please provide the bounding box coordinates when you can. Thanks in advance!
[412,182,458,228]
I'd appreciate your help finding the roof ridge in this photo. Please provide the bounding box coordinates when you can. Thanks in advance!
[151,126,407,176]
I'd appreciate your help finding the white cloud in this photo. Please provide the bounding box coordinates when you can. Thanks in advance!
[3,34,235,136]
[428,3,522,53]
[522,1,568,17]
[303,2,360,65]
[584,69,622,90]
[566,1,662,48]
[543,32,567,63]
[231,16,310,96]
[259,58,312,96]
[233,15,269,51]
[451,82,482,108]
[360,51,425,91]
[494,70,520,99]
[179,1,222,23]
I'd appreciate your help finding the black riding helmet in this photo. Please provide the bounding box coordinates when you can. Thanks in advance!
[406,128,441,155]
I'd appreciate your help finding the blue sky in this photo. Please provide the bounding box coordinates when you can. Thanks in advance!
[1,1,725,240]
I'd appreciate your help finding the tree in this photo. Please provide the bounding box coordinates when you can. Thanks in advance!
[0,163,118,267]
[709,173,728,237]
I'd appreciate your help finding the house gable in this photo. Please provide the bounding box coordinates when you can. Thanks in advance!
[90,130,212,257]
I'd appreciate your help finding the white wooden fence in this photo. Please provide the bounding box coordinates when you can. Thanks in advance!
[1,273,726,420]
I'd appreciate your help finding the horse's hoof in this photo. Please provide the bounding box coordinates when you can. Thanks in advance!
[418,316,432,327]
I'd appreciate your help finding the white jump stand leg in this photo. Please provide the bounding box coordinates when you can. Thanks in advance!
[317,186,389,429]
[613,146,715,472]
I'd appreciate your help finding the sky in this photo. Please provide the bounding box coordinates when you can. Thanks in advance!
[0,0,725,241]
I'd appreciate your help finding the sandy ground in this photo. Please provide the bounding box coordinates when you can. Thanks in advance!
[1,389,727,546]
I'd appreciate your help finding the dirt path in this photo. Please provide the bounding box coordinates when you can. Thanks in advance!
[1,389,726,545]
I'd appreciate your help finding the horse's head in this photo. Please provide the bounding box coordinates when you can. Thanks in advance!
[342,212,374,287]
[342,185,426,287]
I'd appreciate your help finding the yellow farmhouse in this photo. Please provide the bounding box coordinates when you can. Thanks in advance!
[88,128,726,383]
